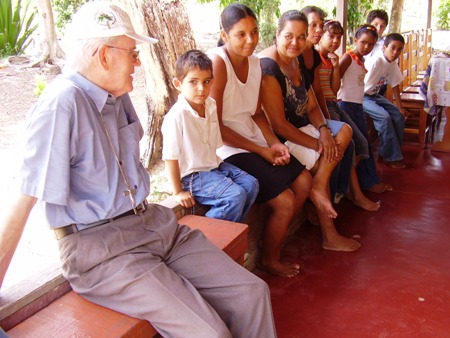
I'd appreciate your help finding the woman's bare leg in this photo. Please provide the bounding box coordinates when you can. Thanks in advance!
[349,165,380,211]
[258,171,311,277]
[310,124,353,218]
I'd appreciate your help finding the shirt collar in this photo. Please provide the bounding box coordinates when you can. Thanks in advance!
[178,94,215,118]
[66,72,115,113]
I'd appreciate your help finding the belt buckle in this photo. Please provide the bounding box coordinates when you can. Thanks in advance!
[133,201,146,214]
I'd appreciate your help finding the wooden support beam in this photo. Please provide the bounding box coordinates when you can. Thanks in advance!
[336,0,348,56]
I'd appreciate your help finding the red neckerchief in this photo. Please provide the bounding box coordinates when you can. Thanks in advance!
[347,50,367,73]
[319,51,333,69]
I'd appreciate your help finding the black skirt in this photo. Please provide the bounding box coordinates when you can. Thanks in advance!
[225,152,305,204]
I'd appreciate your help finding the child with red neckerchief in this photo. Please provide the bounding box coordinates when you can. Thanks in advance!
[337,24,394,193]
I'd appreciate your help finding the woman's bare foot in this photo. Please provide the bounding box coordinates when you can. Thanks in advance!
[353,195,381,211]
[367,182,393,194]
[258,259,301,278]
[310,188,338,219]
[322,235,361,252]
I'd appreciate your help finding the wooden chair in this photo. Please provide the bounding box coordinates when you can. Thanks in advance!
[416,28,433,83]
[408,31,419,87]
[400,92,429,148]
[398,33,410,93]
[425,28,433,65]
[417,29,427,74]
[394,31,430,148]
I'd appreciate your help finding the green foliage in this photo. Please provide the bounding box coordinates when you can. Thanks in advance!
[436,0,450,30]
[196,0,280,49]
[0,0,38,57]
[0,42,14,58]
[34,75,47,97]
[333,0,373,45]
[332,0,388,45]
[53,0,89,32]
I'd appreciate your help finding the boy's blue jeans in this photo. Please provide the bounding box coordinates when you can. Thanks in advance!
[181,162,259,223]
[362,94,405,162]
[338,101,381,190]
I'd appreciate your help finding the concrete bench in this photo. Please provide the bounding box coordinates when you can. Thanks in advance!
[6,214,248,338]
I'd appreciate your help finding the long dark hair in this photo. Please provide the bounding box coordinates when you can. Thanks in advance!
[217,3,257,47]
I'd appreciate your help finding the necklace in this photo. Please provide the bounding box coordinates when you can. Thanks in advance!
[99,110,139,211]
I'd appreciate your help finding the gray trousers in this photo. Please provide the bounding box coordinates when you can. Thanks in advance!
[58,204,276,338]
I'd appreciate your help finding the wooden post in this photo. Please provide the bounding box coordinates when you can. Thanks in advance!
[336,0,348,56]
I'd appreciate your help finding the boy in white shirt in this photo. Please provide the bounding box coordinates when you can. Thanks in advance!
[365,9,390,96]
[365,9,389,60]
[162,49,259,221]
[363,33,408,169]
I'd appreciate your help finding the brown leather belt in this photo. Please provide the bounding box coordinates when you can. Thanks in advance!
[54,200,147,240]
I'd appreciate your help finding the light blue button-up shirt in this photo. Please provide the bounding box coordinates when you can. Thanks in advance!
[20,72,150,228]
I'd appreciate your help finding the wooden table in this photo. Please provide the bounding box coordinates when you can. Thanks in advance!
[420,55,450,152]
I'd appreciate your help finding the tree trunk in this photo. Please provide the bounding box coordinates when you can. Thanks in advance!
[121,0,196,168]
[389,0,404,34]
[34,0,65,66]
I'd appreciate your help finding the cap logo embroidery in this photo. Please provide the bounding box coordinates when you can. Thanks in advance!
[95,11,116,29]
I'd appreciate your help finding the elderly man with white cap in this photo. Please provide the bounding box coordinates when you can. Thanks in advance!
[0,2,277,337]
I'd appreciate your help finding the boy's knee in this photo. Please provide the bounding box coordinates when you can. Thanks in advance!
[226,185,248,205]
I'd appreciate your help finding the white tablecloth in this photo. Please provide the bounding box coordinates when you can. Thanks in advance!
[419,56,450,115]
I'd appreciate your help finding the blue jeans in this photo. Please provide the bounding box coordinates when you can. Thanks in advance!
[181,162,259,222]
[338,101,381,190]
[327,100,369,159]
[362,94,405,162]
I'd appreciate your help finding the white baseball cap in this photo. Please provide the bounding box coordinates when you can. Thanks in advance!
[69,2,158,44]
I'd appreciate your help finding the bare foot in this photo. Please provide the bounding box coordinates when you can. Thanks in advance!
[353,196,381,211]
[367,182,393,194]
[322,235,361,252]
[310,188,338,219]
[258,259,301,278]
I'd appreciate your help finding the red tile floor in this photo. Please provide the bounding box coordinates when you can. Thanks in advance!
[255,134,450,337]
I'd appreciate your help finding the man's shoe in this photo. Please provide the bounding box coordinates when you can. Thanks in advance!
[384,160,406,169]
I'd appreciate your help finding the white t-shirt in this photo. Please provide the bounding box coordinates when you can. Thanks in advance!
[162,94,222,178]
[364,49,403,95]
[207,47,267,160]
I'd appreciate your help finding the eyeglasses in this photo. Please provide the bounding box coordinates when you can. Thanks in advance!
[106,45,140,61]
[91,45,140,61]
